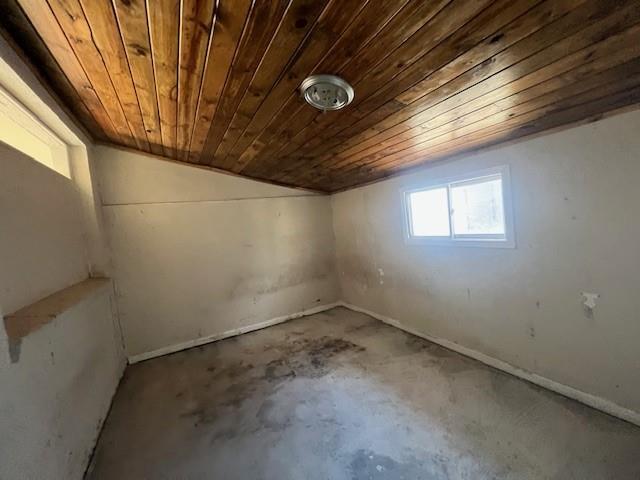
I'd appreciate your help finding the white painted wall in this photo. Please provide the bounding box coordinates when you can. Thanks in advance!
[95,147,339,359]
[0,144,125,479]
[0,33,111,277]
[0,142,88,314]
[69,145,113,277]
[0,283,123,480]
[331,109,640,416]
[96,146,316,205]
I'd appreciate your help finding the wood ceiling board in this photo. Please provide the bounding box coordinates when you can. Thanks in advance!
[327,98,640,193]
[3,0,640,192]
[0,0,105,140]
[209,0,331,165]
[79,0,150,150]
[12,0,121,141]
[112,0,164,155]
[195,0,289,165]
[237,0,454,176]
[236,0,418,176]
[45,0,140,147]
[328,60,640,189]
[329,83,640,192]
[211,0,370,172]
[148,0,180,157]
[316,55,640,191]
[176,0,216,160]
[187,0,252,161]
[282,0,497,156]
[284,0,571,168]
[332,28,640,176]
[276,0,633,185]
[273,0,596,183]
[296,21,640,189]
[260,0,553,181]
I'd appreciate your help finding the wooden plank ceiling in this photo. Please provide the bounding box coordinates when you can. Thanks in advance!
[2,0,640,192]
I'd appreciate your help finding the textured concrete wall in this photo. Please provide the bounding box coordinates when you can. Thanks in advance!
[0,285,124,480]
[95,146,316,205]
[0,145,125,479]
[0,34,111,279]
[0,143,88,314]
[96,147,339,359]
[331,109,640,415]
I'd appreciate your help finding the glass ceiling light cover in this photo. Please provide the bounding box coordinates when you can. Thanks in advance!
[300,74,354,111]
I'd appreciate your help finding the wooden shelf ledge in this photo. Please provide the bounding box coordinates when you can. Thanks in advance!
[3,278,111,344]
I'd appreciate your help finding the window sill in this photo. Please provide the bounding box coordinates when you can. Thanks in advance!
[405,237,516,249]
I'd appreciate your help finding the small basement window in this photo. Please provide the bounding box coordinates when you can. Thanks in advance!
[403,165,515,248]
[0,84,69,177]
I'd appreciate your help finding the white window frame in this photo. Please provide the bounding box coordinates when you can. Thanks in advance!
[0,84,70,177]
[402,165,515,248]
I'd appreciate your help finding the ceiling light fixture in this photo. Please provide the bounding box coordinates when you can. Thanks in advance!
[300,74,354,111]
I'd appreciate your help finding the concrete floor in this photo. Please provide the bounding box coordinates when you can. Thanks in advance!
[87,307,640,479]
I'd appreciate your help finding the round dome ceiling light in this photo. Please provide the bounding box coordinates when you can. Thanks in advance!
[300,74,354,111]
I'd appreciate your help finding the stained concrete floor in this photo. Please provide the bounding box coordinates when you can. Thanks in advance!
[87,307,640,479]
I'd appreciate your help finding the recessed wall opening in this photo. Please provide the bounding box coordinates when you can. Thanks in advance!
[0,85,70,178]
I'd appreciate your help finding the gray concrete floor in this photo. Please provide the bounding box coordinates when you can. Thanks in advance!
[87,307,640,479]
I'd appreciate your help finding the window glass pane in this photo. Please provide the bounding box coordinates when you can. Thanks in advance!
[408,187,450,237]
[451,176,505,236]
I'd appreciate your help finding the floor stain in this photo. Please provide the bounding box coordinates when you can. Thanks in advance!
[87,308,640,480]
[178,336,365,429]
[350,450,448,480]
